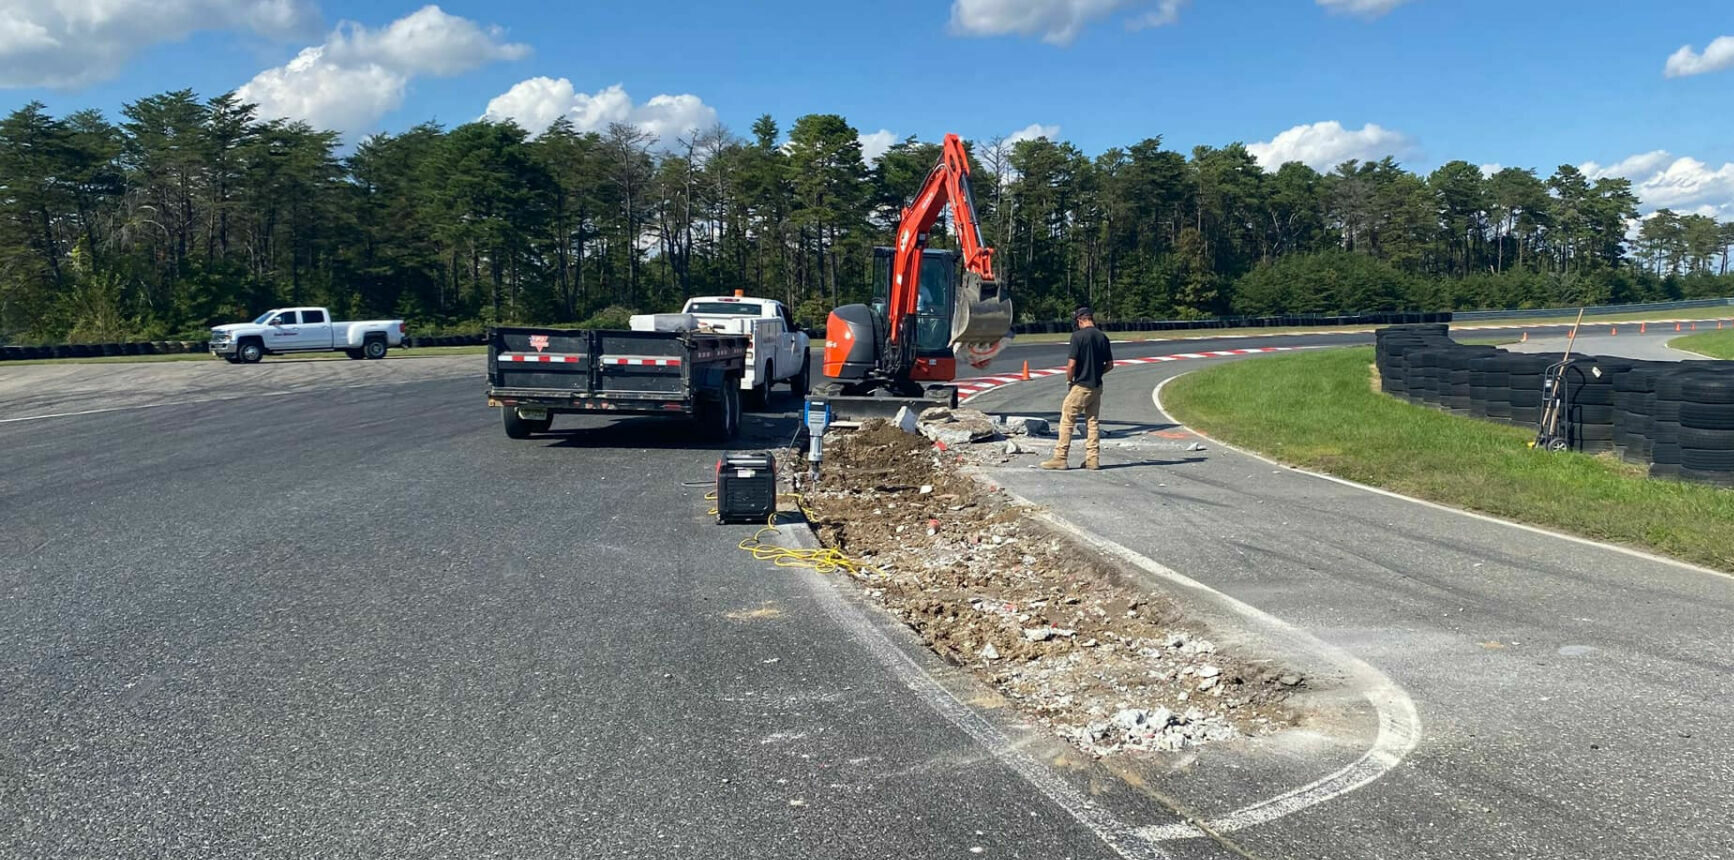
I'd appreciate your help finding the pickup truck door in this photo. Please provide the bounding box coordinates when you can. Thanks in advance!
[265,310,301,348]
[296,308,334,349]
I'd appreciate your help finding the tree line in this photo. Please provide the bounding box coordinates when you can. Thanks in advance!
[3,89,1733,344]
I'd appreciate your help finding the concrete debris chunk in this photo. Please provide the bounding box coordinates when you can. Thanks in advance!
[1023,627,1054,642]
[893,406,920,435]
[998,416,1052,437]
[980,643,1000,661]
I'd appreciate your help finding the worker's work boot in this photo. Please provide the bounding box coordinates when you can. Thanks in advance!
[1039,457,1069,471]
[1084,458,1100,471]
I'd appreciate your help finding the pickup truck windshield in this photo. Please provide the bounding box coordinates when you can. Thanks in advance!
[687,301,763,316]
[253,312,275,324]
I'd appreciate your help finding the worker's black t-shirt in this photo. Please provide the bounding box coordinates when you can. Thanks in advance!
[1068,327,1113,389]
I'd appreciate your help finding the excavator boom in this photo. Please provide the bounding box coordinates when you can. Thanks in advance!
[819,133,1013,418]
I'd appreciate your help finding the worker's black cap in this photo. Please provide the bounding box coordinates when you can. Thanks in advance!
[1074,306,1094,320]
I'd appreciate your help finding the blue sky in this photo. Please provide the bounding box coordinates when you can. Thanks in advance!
[4,0,1733,215]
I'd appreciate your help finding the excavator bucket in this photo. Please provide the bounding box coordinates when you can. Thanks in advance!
[950,270,1013,367]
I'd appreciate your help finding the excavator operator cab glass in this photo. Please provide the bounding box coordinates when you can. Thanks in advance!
[870,245,957,356]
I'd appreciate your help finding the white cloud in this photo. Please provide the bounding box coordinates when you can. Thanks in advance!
[238,5,527,138]
[949,0,1167,46]
[0,0,320,88]
[481,78,717,145]
[1479,163,1503,178]
[1582,150,1734,220]
[1664,36,1734,78]
[1315,0,1413,16]
[949,0,1398,44]
[858,129,899,163]
[1006,122,1061,144]
[1245,120,1416,171]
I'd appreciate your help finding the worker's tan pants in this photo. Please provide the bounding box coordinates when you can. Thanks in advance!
[1053,384,1103,462]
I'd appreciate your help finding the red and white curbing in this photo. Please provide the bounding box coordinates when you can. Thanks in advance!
[957,346,1309,402]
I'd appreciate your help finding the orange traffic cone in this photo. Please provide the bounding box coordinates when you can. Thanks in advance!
[1641,321,1647,334]
[1021,360,1030,381]
[1676,322,1683,332]
[1720,320,1725,330]
[1692,322,1698,331]
[1521,331,1528,342]
[1611,326,1618,336]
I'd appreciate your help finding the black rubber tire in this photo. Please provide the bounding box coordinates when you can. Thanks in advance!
[1508,390,1544,408]
[791,355,811,397]
[1679,402,1734,431]
[223,355,242,364]
[363,338,388,360]
[1509,406,1543,425]
[702,380,741,441]
[1573,424,1615,441]
[503,408,550,439]
[1652,441,1683,466]
[1680,467,1734,487]
[1678,426,1734,451]
[345,349,366,360]
[1682,377,1734,405]
[1570,404,1616,425]
[1681,448,1734,471]
[745,367,769,410]
[1650,462,1683,480]
[238,340,264,364]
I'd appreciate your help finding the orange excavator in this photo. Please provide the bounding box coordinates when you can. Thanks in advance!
[819,133,1013,416]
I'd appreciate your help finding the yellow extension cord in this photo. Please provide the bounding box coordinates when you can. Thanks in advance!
[705,491,884,579]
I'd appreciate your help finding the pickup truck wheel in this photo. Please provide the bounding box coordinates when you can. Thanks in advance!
[724,382,741,438]
[791,355,811,397]
[363,339,387,360]
[703,381,741,440]
[238,340,264,364]
[745,366,770,411]
[344,349,365,360]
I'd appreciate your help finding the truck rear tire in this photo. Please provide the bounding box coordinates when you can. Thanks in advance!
[791,355,811,397]
[746,366,770,411]
[363,338,387,359]
[702,381,741,440]
[345,349,365,360]
[503,407,552,439]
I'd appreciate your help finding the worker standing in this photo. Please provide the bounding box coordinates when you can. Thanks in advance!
[1041,306,1113,471]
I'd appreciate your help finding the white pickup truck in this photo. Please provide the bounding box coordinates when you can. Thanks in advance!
[630,294,812,407]
[209,307,407,363]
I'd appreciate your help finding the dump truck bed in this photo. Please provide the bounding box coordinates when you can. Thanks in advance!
[487,326,747,416]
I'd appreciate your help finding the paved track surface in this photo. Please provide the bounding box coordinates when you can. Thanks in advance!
[3,378,1171,859]
[971,360,1734,860]
[6,330,1730,859]
[1506,329,1701,362]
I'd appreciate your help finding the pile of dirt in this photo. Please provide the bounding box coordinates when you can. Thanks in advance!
[795,419,1299,757]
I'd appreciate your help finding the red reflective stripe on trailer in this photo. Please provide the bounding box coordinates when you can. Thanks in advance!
[498,353,584,363]
[604,356,683,367]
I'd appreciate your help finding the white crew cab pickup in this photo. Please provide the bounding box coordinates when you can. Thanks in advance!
[209,307,406,364]
[629,294,811,407]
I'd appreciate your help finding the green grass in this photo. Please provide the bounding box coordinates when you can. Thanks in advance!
[1162,347,1734,572]
[1,344,486,368]
[1670,328,1734,359]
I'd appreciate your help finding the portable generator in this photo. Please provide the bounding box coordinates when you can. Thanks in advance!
[715,451,777,524]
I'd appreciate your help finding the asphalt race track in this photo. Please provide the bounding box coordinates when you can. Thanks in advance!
[3,327,1729,859]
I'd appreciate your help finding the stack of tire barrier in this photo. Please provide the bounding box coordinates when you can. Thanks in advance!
[0,340,212,361]
[1375,325,1734,487]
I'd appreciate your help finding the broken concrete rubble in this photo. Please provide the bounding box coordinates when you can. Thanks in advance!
[795,419,1298,759]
